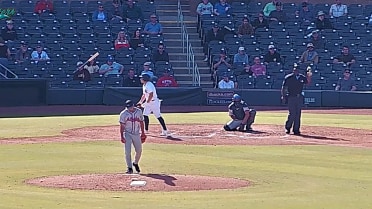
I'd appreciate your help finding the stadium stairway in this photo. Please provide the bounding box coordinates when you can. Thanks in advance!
[155,0,213,87]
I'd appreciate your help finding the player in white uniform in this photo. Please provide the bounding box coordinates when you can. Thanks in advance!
[137,74,169,136]
[119,100,146,174]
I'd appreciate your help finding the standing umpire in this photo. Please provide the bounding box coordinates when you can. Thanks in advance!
[281,66,312,135]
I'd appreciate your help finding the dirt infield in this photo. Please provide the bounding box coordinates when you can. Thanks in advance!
[2,107,371,192]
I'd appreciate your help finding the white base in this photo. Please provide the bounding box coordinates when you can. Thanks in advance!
[130,180,147,187]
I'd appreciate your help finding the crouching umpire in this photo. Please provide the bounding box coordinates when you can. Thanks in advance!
[223,94,256,132]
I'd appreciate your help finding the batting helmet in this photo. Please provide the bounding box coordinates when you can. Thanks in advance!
[140,73,151,82]
[232,94,241,102]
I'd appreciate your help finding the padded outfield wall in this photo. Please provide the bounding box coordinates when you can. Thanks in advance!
[1,79,372,108]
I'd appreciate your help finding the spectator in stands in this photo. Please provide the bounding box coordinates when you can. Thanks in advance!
[298,2,314,23]
[122,0,144,23]
[73,61,91,82]
[1,20,17,43]
[309,30,324,49]
[252,12,269,30]
[237,17,254,37]
[203,23,225,61]
[263,44,282,64]
[140,61,157,81]
[218,73,236,89]
[239,64,252,76]
[269,2,287,23]
[152,43,169,63]
[0,37,10,68]
[15,42,30,63]
[196,0,214,16]
[92,4,108,22]
[143,14,163,35]
[250,57,266,77]
[156,68,178,87]
[114,31,130,50]
[213,49,232,73]
[213,0,231,16]
[314,11,333,30]
[263,0,278,17]
[123,68,141,87]
[34,0,54,14]
[299,43,319,64]
[30,44,50,62]
[329,0,348,18]
[333,46,356,67]
[129,29,145,50]
[295,0,312,16]
[84,59,99,75]
[335,69,356,91]
[110,0,123,21]
[99,55,124,76]
[233,47,249,65]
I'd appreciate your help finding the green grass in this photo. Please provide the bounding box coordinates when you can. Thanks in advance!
[0,111,372,209]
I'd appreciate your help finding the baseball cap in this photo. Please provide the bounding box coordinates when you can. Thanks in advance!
[143,61,151,66]
[302,2,308,7]
[220,49,226,54]
[107,55,114,61]
[268,44,275,49]
[275,2,282,6]
[238,46,245,51]
[125,100,134,108]
[6,20,13,24]
[312,30,318,34]
[307,43,314,48]
[76,61,83,66]
[213,23,219,28]
[317,11,325,16]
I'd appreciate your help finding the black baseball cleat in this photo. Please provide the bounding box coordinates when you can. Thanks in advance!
[126,167,133,174]
[293,131,301,136]
[246,127,253,132]
[133,162,140,173]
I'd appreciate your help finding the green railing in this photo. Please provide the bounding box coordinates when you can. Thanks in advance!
[178,0,200,86]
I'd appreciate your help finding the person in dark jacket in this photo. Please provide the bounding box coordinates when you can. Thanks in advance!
[73,61,91,82]
[152,43,169,63]
[314,11,333,30]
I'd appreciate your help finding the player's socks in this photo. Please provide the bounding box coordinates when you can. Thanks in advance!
[144,115,149,131]
[157,117,167,130]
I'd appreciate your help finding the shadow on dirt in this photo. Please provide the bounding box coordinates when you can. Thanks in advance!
[141,174,177,186]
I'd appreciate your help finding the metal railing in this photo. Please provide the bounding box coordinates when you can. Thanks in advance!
[178,0,200,86]
[0,63,18,79]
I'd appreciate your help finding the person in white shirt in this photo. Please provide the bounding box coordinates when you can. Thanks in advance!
[196,0,213,16]
[30,45,50,62]
[329,0,348,18]
[137,74,169,136]
[218,74,236,89]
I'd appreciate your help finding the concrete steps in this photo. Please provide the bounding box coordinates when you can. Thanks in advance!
[153,0,212,87]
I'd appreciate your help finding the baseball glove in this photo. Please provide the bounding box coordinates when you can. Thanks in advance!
[141,133,146,143]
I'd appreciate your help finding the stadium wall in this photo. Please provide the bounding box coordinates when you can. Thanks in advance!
[1,80,372,108]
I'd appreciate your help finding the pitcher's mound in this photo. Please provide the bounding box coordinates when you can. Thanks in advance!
[26,173,250,191]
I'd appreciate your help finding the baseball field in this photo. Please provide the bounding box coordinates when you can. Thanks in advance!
[0,107,372,209]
